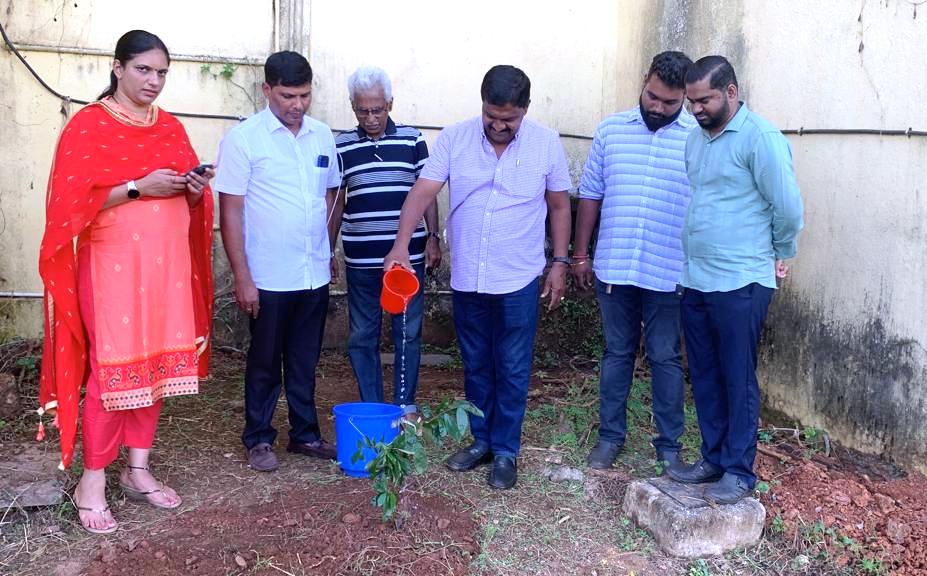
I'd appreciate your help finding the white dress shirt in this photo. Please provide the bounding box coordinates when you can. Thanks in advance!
[215,108,341,291]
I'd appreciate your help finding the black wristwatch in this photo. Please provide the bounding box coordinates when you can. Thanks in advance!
[127,180,141,200]
[427,232,441,242]
[551,256,573,266]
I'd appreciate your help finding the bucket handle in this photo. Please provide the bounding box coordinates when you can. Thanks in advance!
[338,414,404,448]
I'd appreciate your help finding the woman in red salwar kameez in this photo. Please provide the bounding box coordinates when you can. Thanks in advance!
[38,30,214,534]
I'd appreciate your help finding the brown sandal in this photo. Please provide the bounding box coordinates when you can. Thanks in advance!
[119,465,182,509]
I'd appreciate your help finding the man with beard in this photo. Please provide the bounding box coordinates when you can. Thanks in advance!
[573,51,695,471]
[667,56,803,503]
[384,65,572,490]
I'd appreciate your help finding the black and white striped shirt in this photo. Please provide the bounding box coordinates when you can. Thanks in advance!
[335,118,429,269]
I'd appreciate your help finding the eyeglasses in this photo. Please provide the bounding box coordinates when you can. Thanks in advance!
[353,106,387,117]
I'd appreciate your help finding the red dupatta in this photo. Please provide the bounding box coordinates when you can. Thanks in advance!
[38,100,213,469]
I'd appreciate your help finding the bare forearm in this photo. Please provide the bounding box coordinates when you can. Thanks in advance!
[547,193,572,257]
[101,184,133,210]
[396,180,440,247]
[424,198,439,235]
[573,199,601,256]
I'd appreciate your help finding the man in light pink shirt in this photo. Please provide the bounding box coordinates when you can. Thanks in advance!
[385,65,572,489]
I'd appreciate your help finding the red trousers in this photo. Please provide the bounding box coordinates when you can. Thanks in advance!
[78,244,161,470]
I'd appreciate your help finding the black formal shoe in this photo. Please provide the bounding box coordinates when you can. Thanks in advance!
[586,440,623,469]
[446,442,492,472]
[704,473,752,504]
[666,458,724,484]
[488,456,517,489]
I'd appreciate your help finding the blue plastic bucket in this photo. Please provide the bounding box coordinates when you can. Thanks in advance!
[333,402,403,477]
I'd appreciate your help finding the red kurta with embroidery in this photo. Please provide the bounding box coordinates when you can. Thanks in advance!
[38,100,213,469]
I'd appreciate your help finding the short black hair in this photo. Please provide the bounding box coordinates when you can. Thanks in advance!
[480,65,531,109]
[265,51,313,87]
[646,51,693,90]
[685,55,738,90]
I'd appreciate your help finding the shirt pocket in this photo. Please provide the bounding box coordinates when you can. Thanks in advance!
[498,154,546,198]
[309,164,329,197]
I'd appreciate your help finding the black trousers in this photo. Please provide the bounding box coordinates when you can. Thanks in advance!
[681,283,773,487]
[242,286,329,449]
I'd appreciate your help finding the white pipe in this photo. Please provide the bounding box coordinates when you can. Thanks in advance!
[0,291,43,299]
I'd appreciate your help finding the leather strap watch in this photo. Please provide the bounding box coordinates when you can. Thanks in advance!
[126,180,140,200]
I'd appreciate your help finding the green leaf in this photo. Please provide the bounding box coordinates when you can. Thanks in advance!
[456,406,469,435]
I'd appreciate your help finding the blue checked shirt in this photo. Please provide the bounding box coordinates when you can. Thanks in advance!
[578,106,696,292]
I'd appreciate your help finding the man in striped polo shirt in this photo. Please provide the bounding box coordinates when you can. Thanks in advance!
[331,67,441,413]
[573,51,695,471]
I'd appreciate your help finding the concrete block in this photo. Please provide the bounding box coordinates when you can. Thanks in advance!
[622,477,765,558]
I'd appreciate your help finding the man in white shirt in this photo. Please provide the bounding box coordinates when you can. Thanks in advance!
[216,51,341,472]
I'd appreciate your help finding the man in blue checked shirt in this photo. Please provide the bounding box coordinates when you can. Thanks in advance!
[573,51,695,472]
[667,56,804,504]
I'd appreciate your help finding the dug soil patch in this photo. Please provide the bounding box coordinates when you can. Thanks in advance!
[83,485,478,576]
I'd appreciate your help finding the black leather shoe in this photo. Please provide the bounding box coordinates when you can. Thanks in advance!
[705,473,752,504]
[666,458,724,484]
[488,456,517,489]
[586,440,622,469]
[446,442,492,472]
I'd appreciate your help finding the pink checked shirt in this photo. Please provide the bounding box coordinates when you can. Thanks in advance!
[420,117,571,294]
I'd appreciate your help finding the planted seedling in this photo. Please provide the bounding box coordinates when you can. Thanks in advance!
[353,398,483,521]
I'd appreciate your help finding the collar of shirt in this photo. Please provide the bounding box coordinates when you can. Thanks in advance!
[703,101,750,141]
[355,116,398,139]
[261,106,316,138]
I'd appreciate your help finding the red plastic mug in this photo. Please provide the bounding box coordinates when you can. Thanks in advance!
[381,265,419,314]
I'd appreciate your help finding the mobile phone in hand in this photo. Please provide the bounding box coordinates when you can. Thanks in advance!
[186,163,214,176]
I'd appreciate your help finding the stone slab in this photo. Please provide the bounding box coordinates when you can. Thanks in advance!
[0,444,65,508]
[380,353,452,367]
[622,477,765,558]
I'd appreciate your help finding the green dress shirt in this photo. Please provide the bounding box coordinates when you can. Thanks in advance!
[682,102,804,292]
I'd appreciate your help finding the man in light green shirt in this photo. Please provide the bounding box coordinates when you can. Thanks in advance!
[667,56,804,504]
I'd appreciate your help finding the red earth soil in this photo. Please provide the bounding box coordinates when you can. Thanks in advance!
[756,440,927,575]
[81,485,479,576]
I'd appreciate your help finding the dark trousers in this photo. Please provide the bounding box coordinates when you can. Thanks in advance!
[595,280,684,454]
[682,283,773,487]
[346,263,425,408]
[242,286,329,449]
[452,279,539,457]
